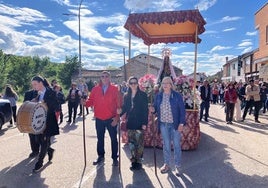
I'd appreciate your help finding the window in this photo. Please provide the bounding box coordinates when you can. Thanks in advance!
[232,63,235,70]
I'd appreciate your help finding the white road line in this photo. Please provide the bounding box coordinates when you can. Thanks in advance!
[73,163,104,188]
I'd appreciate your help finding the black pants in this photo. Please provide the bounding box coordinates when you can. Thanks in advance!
[95,118,118,160]
[226,102,235,122]
[200,101,210,120]
[68,102,79,121]
[36,134,52,163]
[212,94,218,104]
[60,111,63,122]
[10,105,17,124]
[29,133,40,153]
[242,100,262,120]
[79,104,89,114]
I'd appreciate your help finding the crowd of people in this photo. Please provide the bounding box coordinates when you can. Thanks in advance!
[197,79,268,124]
[1,73,267,176]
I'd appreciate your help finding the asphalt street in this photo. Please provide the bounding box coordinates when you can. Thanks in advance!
[0,103,268,188]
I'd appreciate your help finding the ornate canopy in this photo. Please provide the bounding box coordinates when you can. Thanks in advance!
[124,9,206,45]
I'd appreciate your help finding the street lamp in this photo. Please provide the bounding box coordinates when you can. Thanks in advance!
[78,0,84,78]
[63,0,84,78]
[63,0,86,167]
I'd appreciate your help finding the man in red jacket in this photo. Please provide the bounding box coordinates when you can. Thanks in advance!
[84,71,122,166]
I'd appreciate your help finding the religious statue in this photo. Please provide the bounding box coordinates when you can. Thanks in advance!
[156,48,177,84]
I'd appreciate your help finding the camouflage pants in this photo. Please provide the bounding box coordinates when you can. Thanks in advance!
[127,130,144,163]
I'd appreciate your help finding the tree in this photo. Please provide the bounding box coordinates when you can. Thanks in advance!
[6,56,35,93]
[58,55,80,89]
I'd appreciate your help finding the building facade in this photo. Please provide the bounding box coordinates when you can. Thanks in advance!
[254,2,268,82]
[78,54,183,85]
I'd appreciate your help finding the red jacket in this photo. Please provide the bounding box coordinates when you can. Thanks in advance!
[85,83,122,120]
[224,88,238,103]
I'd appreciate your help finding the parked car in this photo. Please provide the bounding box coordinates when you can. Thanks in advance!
[0,99,12,130]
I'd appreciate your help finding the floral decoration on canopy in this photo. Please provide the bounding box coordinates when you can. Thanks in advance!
[138,74,157,103]
[173,75,200,109]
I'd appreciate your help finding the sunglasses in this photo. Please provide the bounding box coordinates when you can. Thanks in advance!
[101,75,109,78]
[129,82,138,85]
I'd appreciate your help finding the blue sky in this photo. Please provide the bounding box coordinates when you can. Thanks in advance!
[0,0,267,75]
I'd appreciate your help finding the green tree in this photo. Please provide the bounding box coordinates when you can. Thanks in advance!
[6,56,35,93]
[0,51,12,91]
[58,55,80,89]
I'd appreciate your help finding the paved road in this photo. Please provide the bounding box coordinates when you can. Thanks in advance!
[0,103,268,188]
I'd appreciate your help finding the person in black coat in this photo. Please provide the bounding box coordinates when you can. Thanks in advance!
[121,76,148,170]
[31,75,59,172]
[199,80,211,122]
[66,82,82,123]
[23,88,40,158]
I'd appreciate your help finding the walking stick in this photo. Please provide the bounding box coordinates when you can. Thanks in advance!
[152,112,157,175]
[82,102,87,166]
[117,89,123,172]
[118,115,121,173]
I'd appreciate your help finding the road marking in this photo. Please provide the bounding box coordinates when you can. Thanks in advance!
[73,163,104,188]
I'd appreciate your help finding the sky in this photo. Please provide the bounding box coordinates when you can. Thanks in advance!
[0,0,267,76]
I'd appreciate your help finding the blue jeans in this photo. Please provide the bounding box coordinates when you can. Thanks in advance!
[95,118,118,160]
[160,122,182,167]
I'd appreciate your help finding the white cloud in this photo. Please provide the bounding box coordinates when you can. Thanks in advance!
[222,27,236,32]
[246,31,257,36]
[0,4,49,24]
[203,30,218,34]
[196,0,217,11]
[50,0,72,6]
[238,41,252,47]
[123,0,181,12]
[124,0,153,11]
[210,45,232,52]
[221,16,242,22]
[210,16,242,25]
[39,30,58,39]
[241,47,252,54]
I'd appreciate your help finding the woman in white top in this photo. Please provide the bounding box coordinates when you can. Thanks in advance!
[3,84,18,125]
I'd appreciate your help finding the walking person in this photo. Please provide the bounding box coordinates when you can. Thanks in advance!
[219,83,225,104]
[224,82,238,124]
[3,84,18,126]
[120,76,148,170]
[199,80,211,122]
[151,76,186,176]
[23,86,40,158]
[212,83,219,104]
[53,84,65,124]
[78,79,89,115]
[234,82,243,121]
[242,79,261,123]
[84,71,122,166]
[260,83,268,113]
[31,75,59,172]
[66,82,81,124]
